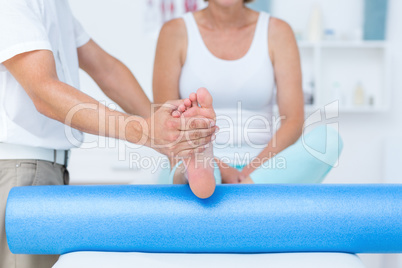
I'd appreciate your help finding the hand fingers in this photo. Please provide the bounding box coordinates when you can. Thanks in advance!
[162,100,182,109]
[172,110,181,118]
[180,117,215,130]
[159,126,216,149]
[170,131,216,157]
[175,144,209,158]
[180,133,216,148]
[182,127,218,140]
[162,99,192,113]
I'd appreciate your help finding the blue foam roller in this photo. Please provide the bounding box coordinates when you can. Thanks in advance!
[6,184,402,255]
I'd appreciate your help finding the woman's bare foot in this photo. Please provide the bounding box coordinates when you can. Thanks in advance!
[173,88,217,199]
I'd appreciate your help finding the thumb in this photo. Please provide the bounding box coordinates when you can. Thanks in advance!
[163,99,185,111]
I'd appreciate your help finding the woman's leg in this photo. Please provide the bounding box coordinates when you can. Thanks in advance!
[168,88,220,198]
[168,160,222,185]
[249,125,343,183]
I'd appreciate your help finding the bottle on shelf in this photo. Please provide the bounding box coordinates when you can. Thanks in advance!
[307,4,323,42]
[353,82,366,107]
[324,29,336,41]
[369,95,375,107]
[303,73,315,105]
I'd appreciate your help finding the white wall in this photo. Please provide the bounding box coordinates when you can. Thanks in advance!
[69,1,156,101]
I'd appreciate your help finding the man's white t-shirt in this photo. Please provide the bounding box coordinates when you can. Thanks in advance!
[0,0,90,150]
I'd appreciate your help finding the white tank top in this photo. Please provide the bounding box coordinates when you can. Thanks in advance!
[179,12,275,165]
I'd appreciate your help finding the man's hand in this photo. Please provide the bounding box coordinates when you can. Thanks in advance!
[144,100,218,158]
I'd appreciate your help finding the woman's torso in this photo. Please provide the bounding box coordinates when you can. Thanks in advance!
[179,11,276,165]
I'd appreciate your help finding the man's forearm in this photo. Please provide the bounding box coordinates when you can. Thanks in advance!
[4,49,216,157]
[37,79,148,145]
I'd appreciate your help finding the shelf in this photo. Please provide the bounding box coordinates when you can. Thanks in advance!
[321,41,387,49]
[296,39,390,114]
[336,106,388,113]
[297,41,387,49]
[273,105,387,115]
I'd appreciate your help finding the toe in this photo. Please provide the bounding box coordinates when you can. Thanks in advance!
[184,98,192,108]
[196,87,213,108]
[178,104,186,113]
[190,92,198,107]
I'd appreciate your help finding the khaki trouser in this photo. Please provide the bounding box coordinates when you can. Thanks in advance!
[0,160,70,268]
